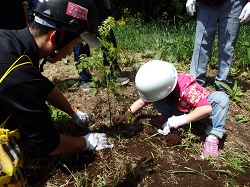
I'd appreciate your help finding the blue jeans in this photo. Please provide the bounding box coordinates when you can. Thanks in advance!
[190,0,246,86]
[73,43,92,84]
[153,91,230,139]
[206,92,230,138]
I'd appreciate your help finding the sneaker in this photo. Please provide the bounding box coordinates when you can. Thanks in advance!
[116,77,130,85]
[214,82,227,92]
[214,79,233,92]
[82,82,93,92]
[201,136,219,159]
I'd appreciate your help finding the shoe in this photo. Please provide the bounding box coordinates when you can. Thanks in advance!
[201,136,219,159]
[214,78,233,92]
[116,77,130,85]
[82,82,93,91]
[214,82,227,92]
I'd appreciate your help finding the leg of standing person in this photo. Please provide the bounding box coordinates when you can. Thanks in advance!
[102,29,121,72]
[77,0,129,91]
[95,0,129,85]
[190,3,221,86]
[74,43,94,91]
[101,29,129,85]
[215,0,245,90]
[26,0,35,24]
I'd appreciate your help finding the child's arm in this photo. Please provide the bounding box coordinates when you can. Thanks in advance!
[112,98,146,125]
[166,105,212,129]
[186,105,212,123]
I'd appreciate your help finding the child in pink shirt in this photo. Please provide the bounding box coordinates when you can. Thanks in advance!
[112,60,230,159]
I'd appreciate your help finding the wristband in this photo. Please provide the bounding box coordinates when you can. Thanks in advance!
[69,106,77,116]
[81,136,89,151]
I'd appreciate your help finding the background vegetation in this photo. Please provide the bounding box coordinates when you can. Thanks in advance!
[113,14,250,71]
[104,0,250,70]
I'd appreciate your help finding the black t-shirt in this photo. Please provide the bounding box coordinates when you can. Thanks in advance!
[0,28,60,154]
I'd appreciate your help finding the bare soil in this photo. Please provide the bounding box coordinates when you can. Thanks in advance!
[24,54,250,187]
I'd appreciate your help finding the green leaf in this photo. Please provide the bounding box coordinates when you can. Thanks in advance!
[241,71,250,78]
[215,81,232,93]
[247,106,250,111]
[233,96,242,102]
[247,48,250,61]
[154,51,162,60]
[238,118,249,123]
[66,80,76,86]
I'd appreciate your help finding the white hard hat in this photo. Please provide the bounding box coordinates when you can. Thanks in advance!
[135,60,178,102]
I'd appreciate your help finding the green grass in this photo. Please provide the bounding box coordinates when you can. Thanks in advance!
[114,20,195,64]
[234,25,250,68]
[115,20,250,69]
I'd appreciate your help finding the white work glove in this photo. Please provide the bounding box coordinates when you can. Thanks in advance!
[239,2,250,24]
[158,121,171,135]
[72,110,93,131]
[167,114,188,128]
[84,133,114,151]
[186,0,196,16]
[158,114,188,135]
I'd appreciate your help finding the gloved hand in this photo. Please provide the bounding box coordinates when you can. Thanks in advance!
[72,110,93,131]
[167,114,188,128]
[186,0,196,16]
[239,2,250,24]
[84,133,114,151]
[112,115,126,125]
[158,121,171,135]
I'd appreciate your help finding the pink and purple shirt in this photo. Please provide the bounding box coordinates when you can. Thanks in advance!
[177,73,211,112]
[142,73,212,113]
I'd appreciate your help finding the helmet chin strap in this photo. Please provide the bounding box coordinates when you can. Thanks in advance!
[54,28,62,48]
[39,28,62,72]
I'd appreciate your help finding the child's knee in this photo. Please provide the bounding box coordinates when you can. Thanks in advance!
[213,92,230,108]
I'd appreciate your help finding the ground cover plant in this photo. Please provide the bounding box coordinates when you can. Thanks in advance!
[24,18,250,187]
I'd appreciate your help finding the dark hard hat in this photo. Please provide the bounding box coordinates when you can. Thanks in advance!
[34,0,98,33]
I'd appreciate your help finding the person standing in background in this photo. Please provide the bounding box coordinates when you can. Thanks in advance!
[25,0,38,24]
[186,0,250,91]
[0,0,27,29]
[74,0,129,91]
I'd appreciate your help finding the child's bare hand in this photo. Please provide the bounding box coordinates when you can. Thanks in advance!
[112,115,125,125]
